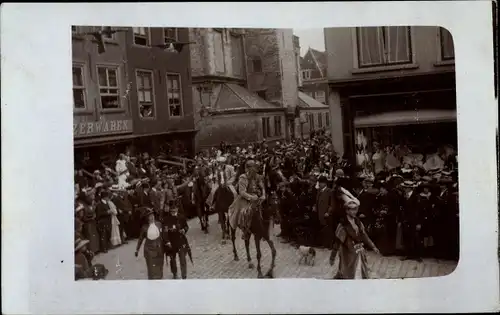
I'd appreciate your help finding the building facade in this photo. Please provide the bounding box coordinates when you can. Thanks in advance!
[125,27,196,156]
[72,26,134,168]
[324,26,456,160]
[299,47,328,105]
[189,28,300,150]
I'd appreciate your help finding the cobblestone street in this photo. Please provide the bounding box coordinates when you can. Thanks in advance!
[93,214,457,280]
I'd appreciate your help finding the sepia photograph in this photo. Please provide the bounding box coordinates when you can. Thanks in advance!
[2,2,498,314]
[72,25,458,281]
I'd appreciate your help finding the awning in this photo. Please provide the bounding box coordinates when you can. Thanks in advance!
[354,109,456,128]
[74,134,136,148]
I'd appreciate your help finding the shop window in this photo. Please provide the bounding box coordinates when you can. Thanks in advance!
[97,66,120,109]
[356,26,412,68]
[167,73,183,117]
[136,70,155,119]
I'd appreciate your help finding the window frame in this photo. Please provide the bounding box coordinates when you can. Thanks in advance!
[135,69,156,120]
[166,72,184,118]
[301,69,312,80]
[72,63,88,111]
[273,116,282,137]
[230,32,244,77]
[96,64,122,112]
[213,29,226,74]
[164,28,178,44]
[352,26,418,73]
[262,117,271,138]
[132,27,151,47]
[318,112,323,129]
[315,90,326,103]
[251,57,263,73]
[435,27,455,66]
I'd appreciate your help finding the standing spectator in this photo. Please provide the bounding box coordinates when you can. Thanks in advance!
[95,191,112,253]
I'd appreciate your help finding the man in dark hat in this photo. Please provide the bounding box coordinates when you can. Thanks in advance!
[400,181,423,262]
[112,189,133,244]
[162,200,191,279]
[357,175,377,238]
[313,175,336,248]
[95,191,112,253]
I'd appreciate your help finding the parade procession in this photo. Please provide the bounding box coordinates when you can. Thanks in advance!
[70,26,460,280]
[74,129,459,281]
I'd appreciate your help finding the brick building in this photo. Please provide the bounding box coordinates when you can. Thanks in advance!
[324,26,456,160]
[125,27,196,156]
[72,26,196,169]
[72,26,134,168]
[189,28,300,150]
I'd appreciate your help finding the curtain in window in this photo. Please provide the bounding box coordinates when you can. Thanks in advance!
[440,28,455,59]
[387,26,411,63]
[358,27,384,66]
[213,31,225,73]
[231,35,243,77]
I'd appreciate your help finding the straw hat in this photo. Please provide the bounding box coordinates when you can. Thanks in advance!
[74,238,89,252]
[401,180,418,188]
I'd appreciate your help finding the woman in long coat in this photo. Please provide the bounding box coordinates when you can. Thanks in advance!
[135,208,164,280]
[329,188,380,279]
[78,192,100,254]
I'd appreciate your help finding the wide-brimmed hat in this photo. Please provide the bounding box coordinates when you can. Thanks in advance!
[75,203,84,213]
[401,180,418,188]
[141,207,155,219]
[75,238,89,252]
[318,176,328,184]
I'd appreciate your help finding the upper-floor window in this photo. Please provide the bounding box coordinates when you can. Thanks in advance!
[167,73,183,117]
[231,33,244,77]
[133,27,150,46]
[274,116,282,136]
[164,28,178,43]
[439,28,455,61]
[356,26,412,68]
[315,90,326,104]
[262,117,271,138]
[251,57,263,73]
[305,91,314,98]
[97,66,120,109]
[213,29,225,73]
[72,65,86,110]
[136,70,155,119]
[301,70,312,80]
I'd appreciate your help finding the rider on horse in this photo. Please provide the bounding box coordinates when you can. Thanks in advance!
[228,159,266,240]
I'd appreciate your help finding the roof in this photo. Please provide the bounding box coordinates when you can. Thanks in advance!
[214,83,280,111]
[298,91,329,109]
[309,48,327,77]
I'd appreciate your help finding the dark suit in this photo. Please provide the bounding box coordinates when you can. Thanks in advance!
[163,213,190,279]
[95,201,111,252]
[401,192,423,258]
[112,195,133,241]
[316,186,336,247]
[150,188,163,221]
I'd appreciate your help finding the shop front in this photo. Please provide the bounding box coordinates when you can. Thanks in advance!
[73,118,134,170]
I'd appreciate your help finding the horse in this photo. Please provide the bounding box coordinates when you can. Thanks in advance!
[213,183,235,243]
[229,197,277,278]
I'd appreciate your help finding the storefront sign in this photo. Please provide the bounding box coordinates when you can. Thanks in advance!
[73,119,133,138]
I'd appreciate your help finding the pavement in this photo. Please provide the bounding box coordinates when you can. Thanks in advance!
[94,214,457,280]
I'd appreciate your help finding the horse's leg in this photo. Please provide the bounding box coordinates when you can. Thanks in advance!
[254,235,263,278]
[231,227,239,261]
[245,236,254,269]
[264,235,277,278]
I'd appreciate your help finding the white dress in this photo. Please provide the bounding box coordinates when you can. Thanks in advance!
[115,159,130,189]
[108,200,122,247]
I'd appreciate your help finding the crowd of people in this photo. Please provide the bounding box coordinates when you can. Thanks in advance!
[74,128,459,280]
